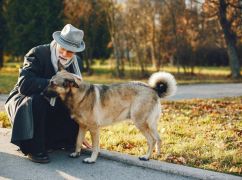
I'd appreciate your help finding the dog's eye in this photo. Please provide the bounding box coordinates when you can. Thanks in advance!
[50,81,57,87]
[63,82,67,87]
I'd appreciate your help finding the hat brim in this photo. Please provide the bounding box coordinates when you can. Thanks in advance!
[52,31,85,52]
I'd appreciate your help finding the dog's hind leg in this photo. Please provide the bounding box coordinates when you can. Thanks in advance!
[135,123,155,161]
[148,126,161,155]
[69,127,87,158]
[83,129,100,164]
[147,103,162,155]
[147,112,161,155]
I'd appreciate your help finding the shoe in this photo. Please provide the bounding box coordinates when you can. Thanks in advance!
[27,152,50,163]
[64,144,75,152]
[47,148,55,153]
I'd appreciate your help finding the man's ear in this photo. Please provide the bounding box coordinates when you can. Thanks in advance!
[57,60,65,71]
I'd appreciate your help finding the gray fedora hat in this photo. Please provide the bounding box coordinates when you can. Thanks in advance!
[52,24,85,52]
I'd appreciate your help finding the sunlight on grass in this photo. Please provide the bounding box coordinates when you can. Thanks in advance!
[81,64,242,85]
[0,73,18,94]
[1,62,241,94]
[0,63,19,93]
[0,112,11,128]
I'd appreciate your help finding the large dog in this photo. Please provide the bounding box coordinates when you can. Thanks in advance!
[46,64,176,163]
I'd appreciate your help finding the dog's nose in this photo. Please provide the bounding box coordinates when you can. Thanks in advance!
[50,80,56,87]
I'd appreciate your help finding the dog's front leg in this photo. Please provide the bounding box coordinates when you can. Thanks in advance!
[83,129,100,164]
[69,127,86,158]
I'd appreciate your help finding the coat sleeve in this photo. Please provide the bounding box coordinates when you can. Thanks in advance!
[18,48,50,96]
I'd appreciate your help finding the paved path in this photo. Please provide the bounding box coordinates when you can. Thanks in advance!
[0,128,195,180]
[0,95,7,112]
[1,83,242,111]
[1,83,242,180]
[167,83,242,100]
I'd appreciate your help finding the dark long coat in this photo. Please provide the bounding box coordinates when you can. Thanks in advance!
[5,44,82,146]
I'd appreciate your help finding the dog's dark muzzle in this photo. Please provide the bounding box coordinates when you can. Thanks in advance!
[42,81,58,98]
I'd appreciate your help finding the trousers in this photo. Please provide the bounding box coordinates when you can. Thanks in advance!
[19,95,78,154]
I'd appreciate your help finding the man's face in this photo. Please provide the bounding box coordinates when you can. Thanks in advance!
[57,44,75,64]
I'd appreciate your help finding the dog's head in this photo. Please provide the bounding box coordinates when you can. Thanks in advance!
[45,61,82,98]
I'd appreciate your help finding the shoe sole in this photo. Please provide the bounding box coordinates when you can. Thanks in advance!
[27,156,50,164]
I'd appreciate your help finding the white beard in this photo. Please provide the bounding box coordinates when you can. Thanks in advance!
[59,56,72,65]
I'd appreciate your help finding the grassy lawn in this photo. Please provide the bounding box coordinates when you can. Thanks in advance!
[97,97,242,176]
[90,63,242,84]
[0,65,19,94]
[1,97,241,176]
[0,62,242,94]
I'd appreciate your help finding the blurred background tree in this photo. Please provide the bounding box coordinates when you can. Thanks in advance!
[202,0,242,78]
[0,0,7,68]
[1,0,241,78]
[63,0,111,75]
[5,0,63,58]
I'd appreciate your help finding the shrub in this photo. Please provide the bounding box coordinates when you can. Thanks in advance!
[0,111,11,128]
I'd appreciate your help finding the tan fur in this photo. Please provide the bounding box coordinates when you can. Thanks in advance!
[46,70,176,163]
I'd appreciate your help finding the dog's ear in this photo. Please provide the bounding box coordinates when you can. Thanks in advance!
[71,81,80,88]
[73,76,82,88]
[57,60,65,71]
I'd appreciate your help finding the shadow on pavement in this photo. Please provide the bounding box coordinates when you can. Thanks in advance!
[0,151,93,180]
[0,150,193,180]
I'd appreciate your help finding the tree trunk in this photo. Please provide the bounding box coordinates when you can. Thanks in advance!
[170,9,181,74]
[151,16,158,71]
[218,0,240,78]
[138,50,146,77]
[226,42,241,78]
[82,46,92,75]
[150,43,157,70]
[112,37,123,77]
[84,58,92,75]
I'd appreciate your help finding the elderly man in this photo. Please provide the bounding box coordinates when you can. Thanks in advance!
[5,24,90,163]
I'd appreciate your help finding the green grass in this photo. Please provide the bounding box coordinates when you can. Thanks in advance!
[0,62,241,93]
[1,97,241,175]
[0,63,19,94]
[70,64,242,85]
[0,111,11,128]
[95,97,242,176]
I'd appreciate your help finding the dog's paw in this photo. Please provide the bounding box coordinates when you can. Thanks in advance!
[69,152,81,158]
[139,156,149,161]
[82,158,96,164]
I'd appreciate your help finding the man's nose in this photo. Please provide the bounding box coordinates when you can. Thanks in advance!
[62,50,68,56]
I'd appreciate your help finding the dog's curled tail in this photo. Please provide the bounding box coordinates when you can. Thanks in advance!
[148,72,177,98]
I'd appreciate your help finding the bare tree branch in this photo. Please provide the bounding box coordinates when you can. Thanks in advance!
[207,0,220,5]
[227,2,242,9]
[201,9,219,19]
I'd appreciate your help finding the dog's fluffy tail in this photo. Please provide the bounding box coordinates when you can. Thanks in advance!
[148,72,177,98]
